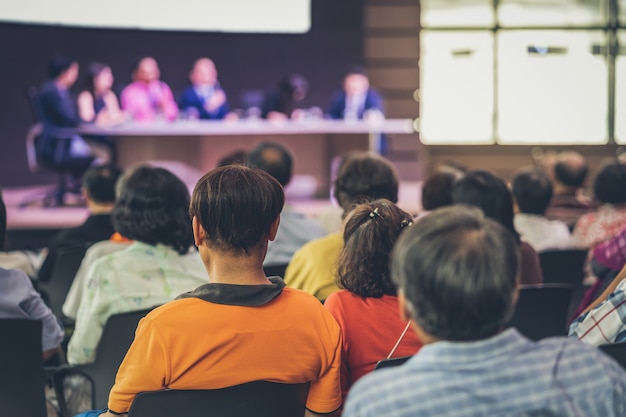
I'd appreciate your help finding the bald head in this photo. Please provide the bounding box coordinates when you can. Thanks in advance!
[554,151,588,189]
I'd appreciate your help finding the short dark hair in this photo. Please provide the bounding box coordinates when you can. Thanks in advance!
[189,165,284,254]
[338,199,413,298]
[593,162,626,205]
[247,142,293,186]
[421,172,457,211]
[391,205,520,341]
[112,166,192,254]
[452,170,519,240]
[554,155,588,188]
[333,152,399,213]
[512,168,553,215]
[82,164,123,205]
[48,54,76,79]
[345,65,367,78]
[217,150,247,167]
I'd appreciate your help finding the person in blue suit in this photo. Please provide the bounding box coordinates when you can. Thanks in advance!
[327,67,384,120]
[179,58,231,120]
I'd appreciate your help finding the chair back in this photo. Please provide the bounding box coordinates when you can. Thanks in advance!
[263,264,288,278]
[127,381,310,417]
[54,307,155,415]
[539,249,588,286]
[0,319,47,417]
[39,245,88,318]
[374,356,411,371]
[508,283,574,341]
[25,123,44,173]
[600,342,626,370]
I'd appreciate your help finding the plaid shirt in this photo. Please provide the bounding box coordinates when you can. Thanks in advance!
[343,328,626,417]
[569,279,626,346]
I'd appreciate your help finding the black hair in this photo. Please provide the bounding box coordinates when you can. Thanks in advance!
[338,200,413,298]
[48,54,76,80]
[554,158,588,188]
[451,170,520,241]
[81,62,109,95]
[333,152,399,214]
[0,191,6,251]
[112,166,192,254]
[82,164,123,205]
[391,205,520,341]
[247,142,293,186]
[512,168,553,215]
[189,165,284,254]
[593,162,626,205]
[421,172,457,211]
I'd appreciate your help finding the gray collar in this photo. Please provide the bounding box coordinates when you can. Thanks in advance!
[176,276,285,306]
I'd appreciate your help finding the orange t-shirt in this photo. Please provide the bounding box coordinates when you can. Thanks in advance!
[324,290,422,401]
[108,283,342,414]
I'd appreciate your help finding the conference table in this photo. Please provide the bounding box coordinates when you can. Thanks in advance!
[80,118,416,197]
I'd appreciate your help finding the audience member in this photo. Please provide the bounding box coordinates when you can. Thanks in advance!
[452,170,543,284]
[216,149,247,167]
[593,226,626,275]
[247,142,327,268]
[545,151,593,228]
[284,152,399,301]
[261,74,309,120]
[343,206,626,417]
[419,171,458,215]
[327,67,383,121]
[39,54,110,165]
[91,165,341,417]
[38,164,122,282]
[0,193,63,361]
[325,200,422,407]
[512,167,572,252]
[77,62,125,126]
[570,263,626,346]
[0,189,38,276]
[573,161,626,248]
[179,58,231,120]
[66,166,206,364]
[120,56,178,122]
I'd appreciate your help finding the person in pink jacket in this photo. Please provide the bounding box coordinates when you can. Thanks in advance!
[121,56,178,122]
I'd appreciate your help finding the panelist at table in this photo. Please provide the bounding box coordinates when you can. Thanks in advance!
[179,58,232,120]
[120,56,178,122]
[328,67,384,121]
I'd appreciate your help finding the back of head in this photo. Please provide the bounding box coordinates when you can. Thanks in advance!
[391,205,520,341]
[421,172,457,211]
[338,199,413,298]
[112,166,192,254]
[189,165,284,254]
[82,164,123,205]
[247,142,293,186]
[554,151,588,188]
[512,168,553,215]
[451,170,518,238]
[48,54,76,80]
[333,152,399,212]
[593,161,626,205]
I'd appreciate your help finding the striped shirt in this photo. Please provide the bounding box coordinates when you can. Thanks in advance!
[343,328,626,417]
[570,278,626,346]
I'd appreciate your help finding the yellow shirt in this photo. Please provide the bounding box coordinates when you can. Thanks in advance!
[283,232,343,302]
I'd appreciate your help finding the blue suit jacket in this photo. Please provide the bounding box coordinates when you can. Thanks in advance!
[178,85,230,120]
[327,88,383,119]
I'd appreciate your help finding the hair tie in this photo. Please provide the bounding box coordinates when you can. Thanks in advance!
[401,219,413,228]
[369,207,381,220]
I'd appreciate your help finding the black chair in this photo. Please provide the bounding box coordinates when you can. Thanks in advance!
[539,249,588,286]
[127,381,310,417]
[22,86,93,207]
[53,308,155,416]
[264,264,289,278]
[38,245,88,322]
[599,342,626,370]
[508,284,574,341]
[0,319,47,417]
[374,356,411,371]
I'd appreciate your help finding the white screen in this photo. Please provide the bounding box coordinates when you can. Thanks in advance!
[0,0,311,33]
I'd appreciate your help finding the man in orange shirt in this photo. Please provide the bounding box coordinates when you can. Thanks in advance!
[96,165,342,417]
